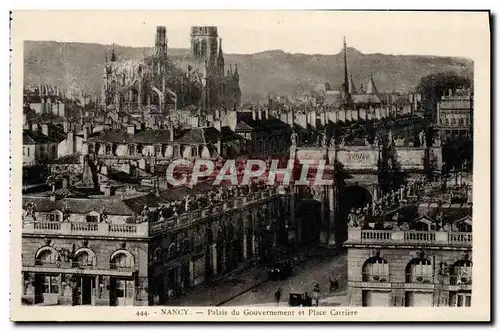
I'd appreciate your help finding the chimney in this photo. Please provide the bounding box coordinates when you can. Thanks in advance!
[83,126,89,141]
[62,176,69,189]
[169,125,174,141]
[63,121,70,133]
[252,109,257,120]
[214,119,222,132]
[101,184,113,197]
[127,125,136,135]
[216,138,222,155]
[41,123,49,137]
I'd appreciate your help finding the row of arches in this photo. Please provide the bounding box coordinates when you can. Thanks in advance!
[34,246,135,269]
[362,256,472,283]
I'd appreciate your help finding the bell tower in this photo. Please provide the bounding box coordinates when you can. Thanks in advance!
[190,26,218,65]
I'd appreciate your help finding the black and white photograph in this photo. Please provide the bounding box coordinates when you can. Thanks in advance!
[9,10,490,322]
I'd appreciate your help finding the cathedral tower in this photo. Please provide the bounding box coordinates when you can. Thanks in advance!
[190,26,218,65]
[154,26,168,58]
[153,26,168,76]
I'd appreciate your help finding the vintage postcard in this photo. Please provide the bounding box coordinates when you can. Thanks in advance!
[10,10,490,322]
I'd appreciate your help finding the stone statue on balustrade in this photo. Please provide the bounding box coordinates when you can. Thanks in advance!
[358,213,366,229]
[24,202,37,222]
[140,206,150,223]
[99,207,108,223]
[419,130,426,147]
[371,201,377,215]
[339,137,346,147]
[433,131,442,147]
[347,208,359,228]
[373,135,379,148]
[290,131,297,146]
[435,211,444,231]
[321,131,327,147]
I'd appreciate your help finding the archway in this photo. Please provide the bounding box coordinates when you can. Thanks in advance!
[295,199,322,245]
[338,185,373,242]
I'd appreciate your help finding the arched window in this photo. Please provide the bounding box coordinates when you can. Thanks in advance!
[110,250,135,270]
[405,258,433,283]
[362,256,389,282]
[200,40,207,58]
[74,248,96,267]
[167,243,176,259]
[451,259,472,285]
[181,238,190,254]
[153,247,162,262]
[35,247,59,265]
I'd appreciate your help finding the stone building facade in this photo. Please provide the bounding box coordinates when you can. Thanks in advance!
[436,87,473,141]
[345,195,472,307]
[101,26,241,113]
[21,184,287,306]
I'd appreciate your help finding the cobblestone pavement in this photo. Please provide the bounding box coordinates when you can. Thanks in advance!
[166,249,347,307]
[222,251,347,307]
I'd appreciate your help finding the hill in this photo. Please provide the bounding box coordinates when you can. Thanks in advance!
[24,41,473,102]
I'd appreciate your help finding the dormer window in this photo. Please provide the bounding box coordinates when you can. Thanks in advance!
[155,145,162,157]
[48,214,60,222]
[128,144,136,156]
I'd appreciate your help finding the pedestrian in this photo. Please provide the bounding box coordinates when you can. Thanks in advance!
[313,283,321,306]
[274,287,282,305]
[329,276,339,293]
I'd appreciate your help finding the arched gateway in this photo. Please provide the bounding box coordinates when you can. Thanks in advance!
[289,132,442,248]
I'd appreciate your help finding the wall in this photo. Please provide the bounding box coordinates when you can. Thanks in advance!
[347,246,472,307]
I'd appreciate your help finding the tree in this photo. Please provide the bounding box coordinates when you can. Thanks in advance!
[416,71,472,121]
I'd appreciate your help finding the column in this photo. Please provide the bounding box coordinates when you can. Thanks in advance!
[242,231,248,260]
[293,186,302,244]
[189,260,194,286]
[94,275,100,306]
[320,186,326,226]
[135,277,149,306]
[252,233,258,257]
[138,81,143,111]
[328,185,336,247]
[211,244,217,277]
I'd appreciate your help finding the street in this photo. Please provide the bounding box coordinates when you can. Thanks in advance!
[221,250,348,307]
[165,249,348,307]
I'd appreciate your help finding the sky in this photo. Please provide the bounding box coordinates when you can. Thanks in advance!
[13,11,488,59]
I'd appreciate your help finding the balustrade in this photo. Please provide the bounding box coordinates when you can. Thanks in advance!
[23,187,279,238]
[349,228,472,247]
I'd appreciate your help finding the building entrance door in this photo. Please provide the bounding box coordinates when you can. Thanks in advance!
[110,278,135,306]
[72,276,94,305]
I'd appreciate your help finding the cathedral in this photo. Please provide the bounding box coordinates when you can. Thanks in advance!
[100,26,241,113]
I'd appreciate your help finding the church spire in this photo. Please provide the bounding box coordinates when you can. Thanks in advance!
[366,72,378,95]
[110,43,117,62]
[349,74,357,94]
[343,36,349,97]
[217,38,225,75]
[234,63,239,81]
